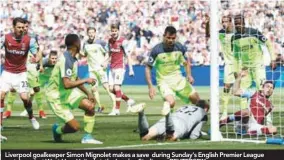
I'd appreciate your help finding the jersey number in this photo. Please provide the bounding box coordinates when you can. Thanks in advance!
[177,106,198,115]
[21,81,28,88]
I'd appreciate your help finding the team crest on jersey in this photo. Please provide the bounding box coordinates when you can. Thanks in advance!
[66,69,72,76]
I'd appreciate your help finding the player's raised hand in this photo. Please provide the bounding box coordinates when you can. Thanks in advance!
[149,86,156,99]
[187,75,194,84]
[86,78,96,85]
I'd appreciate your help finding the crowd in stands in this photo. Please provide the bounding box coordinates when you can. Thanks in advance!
[0,0,283,66]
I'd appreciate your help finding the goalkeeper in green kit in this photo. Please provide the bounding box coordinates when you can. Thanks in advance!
[231,14,277,115]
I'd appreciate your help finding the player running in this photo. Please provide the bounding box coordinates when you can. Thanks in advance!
[231,14,277,111]
[1,17,40,142]
[3,19,46,119]
[129,100,209,141]
[145,26,200,138]
[106,24,135,115]
[83,27,116,113]
[219,69,277,135]
[47,34,102,144]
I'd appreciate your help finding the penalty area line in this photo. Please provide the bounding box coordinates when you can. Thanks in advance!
[83,140,211,149]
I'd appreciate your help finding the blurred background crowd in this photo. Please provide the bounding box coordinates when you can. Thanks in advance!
[0,0,283,66]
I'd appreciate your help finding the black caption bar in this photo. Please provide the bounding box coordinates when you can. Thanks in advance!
[1,150,284,160]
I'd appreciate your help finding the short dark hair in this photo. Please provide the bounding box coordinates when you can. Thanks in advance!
[196,99,210,109]
[49,50,58,56]
[234,14,245,23]
[13,17,25,26]
[65,34,80,48]
[164,26,177,35]
[110,23,120,30]
[87,27,96,33]
[263,80,275,89]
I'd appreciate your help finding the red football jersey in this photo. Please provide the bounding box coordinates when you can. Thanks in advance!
[4,33,31,73]
[108,37,127,69]
[250,91,273,124]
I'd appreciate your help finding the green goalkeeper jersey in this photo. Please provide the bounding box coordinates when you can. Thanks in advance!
[231,27,275,68]
[147,42,187,83]
[219,29,234,65]
[46,51,78,102]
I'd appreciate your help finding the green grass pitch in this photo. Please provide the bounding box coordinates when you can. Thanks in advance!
[1,86,284,149]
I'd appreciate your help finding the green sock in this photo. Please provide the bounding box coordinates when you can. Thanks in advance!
[84,115,95,134]
[34,91,44,111]
[56,125,63,134]
[7,92,17,111]
[221,92,230,115]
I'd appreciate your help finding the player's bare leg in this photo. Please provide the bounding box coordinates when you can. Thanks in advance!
[220,83,233,120]
[79,98,102,144]
[19,92,39,130]
[188,92,200,105]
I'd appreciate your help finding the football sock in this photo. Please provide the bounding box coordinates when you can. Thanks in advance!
[121,92,129,102]
[7,92,17,111]
[115,90,122,109]
[221,88,230,116]
[0,99,4,126]
[84,115,95,134]
[34,91,44,111]
[138,110,149,137]
[23,100,34,119]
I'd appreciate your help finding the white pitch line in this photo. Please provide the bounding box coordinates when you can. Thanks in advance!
[84,140,211,150]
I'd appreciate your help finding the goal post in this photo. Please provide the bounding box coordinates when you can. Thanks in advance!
[210,0,221,141]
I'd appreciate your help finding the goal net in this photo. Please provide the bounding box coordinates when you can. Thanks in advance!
[210,0,284,144]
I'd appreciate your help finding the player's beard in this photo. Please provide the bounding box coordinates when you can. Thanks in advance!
[88,38,95,43]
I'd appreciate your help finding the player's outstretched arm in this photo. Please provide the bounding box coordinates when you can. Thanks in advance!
[145,65,155,99]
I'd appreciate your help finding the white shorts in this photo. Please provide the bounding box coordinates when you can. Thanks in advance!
[0,70,29,93]
[89,69,108,87]
[108,68,125,85]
